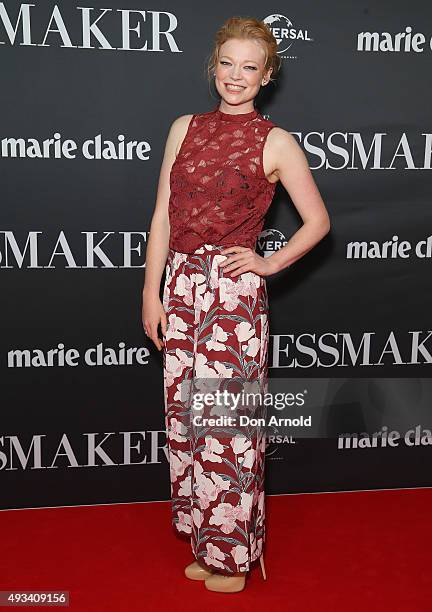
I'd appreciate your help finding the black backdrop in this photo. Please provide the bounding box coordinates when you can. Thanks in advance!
[1,1,431,510]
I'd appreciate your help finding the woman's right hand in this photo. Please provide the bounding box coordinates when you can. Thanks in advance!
[142,291,167,351]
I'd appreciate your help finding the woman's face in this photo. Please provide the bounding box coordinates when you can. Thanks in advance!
[214,38,271,109]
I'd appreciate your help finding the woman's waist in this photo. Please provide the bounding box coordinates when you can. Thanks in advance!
[169,242,252,256]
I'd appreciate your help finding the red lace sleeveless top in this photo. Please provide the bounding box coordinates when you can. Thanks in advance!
[168,104,277,253]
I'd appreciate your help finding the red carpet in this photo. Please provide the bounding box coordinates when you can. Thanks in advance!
[1,489,430,611]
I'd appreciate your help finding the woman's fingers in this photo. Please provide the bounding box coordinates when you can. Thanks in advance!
[148,322,163,351]
[219,247,251,267]
[221,252,253,273]
[219,246,249,258]
[160,310,167,342]
[142,296,167,350]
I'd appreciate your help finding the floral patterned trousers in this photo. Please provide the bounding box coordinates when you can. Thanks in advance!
[162,243,269,575]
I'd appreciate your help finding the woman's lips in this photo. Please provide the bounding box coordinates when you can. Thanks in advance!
[224,83,246,93]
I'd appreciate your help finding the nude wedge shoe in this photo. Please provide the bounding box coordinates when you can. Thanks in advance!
[184,560,214,580]
[204,553,267,593]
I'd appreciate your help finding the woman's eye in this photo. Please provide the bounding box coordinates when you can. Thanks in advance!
[220,61,257,70]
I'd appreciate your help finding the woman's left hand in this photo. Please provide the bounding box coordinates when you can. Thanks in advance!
[219,246,277,278]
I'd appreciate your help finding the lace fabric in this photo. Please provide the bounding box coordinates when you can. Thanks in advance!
[168,104,277,253]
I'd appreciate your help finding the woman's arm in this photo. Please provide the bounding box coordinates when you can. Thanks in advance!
[265,127,331,274]
[141,114,193,350]
[219,126,331,279]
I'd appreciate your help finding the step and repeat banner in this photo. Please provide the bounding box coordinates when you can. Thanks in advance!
[1,1,431,510]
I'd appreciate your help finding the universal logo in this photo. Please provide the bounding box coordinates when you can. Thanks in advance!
[256,228,287,258]
[263,14,313,58]
[265,426,296,461]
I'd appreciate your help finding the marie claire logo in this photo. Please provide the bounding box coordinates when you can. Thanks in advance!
[0,3,181,51]
[338,425,432,449]
[257,228,287,258]
[347,234,432,260]
[263,14,313,56]
[7,341,150,368]
[357,26,432,53]
[1,132,152,161]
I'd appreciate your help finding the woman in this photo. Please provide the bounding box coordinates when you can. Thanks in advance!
[142,16,330,593]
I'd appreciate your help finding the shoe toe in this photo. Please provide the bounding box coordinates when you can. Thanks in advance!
[184,561,213,580]
[204,574,246,593]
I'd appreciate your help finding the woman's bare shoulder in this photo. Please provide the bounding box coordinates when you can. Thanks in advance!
[167,114,194,151]
[163,114,194,158]
[267,125,298,150]
[169,113,194,135]
[263,125,309,180]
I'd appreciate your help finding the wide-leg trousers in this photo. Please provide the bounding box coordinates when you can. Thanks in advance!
[162,243,269,575]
